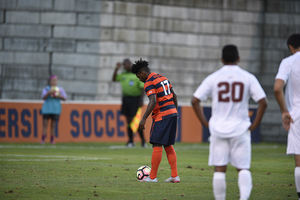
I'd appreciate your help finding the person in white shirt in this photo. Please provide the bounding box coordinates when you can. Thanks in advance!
[192,45,268,200]
[274,33,300,200]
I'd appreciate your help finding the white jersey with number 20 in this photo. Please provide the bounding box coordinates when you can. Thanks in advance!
[193,65,266,138]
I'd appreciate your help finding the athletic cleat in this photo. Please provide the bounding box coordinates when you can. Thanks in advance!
[164,176,180,183]
[126,142,135,147]
[142,142,147,148]
[51,141,55,145]
[139,177,157,182]
[41,135,46,144]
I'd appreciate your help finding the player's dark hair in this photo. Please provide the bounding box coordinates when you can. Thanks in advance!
[131,58,150,74]
[222,45,239,63]
[287,33,300,49]
[123,58,131,64]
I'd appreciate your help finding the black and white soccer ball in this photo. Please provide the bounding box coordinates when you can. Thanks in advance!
[136,166,151,180]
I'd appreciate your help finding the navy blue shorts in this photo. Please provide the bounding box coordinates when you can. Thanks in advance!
[121,96,140,118]
[43,114,59,122]
[150,116,178,146]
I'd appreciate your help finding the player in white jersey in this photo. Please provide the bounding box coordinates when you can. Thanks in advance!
[192,45,268,200]
[274,33,300,200]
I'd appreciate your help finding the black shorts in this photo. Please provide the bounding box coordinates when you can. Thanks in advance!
[150,116,178,146]
[43,114,60,122]
[121,96,140,118]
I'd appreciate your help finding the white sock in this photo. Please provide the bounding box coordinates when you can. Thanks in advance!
[238,170,252,200]
[295,167,300,199]
[213,172,226,200]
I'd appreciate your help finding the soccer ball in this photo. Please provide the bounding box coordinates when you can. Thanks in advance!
[51,86,60,97]
[136,166,151,180]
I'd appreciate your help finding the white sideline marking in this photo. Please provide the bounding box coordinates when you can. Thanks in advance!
[252,145,279,149]
[0,144,144,150]
[0,144,280,150]
[0,154,110,162]
[0,154,110,159]
[0,158,104,162]
[0,145,109,149]
[109,146,133,149]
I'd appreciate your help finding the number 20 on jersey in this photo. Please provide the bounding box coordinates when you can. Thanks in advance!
[218,82,244,102]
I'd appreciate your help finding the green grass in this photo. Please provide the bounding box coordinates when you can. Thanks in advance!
[0,142,296,200]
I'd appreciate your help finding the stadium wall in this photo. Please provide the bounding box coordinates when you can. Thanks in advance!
[0,0,300,142]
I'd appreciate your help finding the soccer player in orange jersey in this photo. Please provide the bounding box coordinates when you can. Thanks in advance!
[131,58,180,183]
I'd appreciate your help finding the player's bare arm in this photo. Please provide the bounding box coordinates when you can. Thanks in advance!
[248,98,268,131]
[274,79,288,113]
[112,63,122,81]
[139,94,156,130]
[42,89,55,100]
[139,91,145,107]
[274,79,294,130]
[191,97,209,128]
[171,88,178,110]
[56,94,66,101]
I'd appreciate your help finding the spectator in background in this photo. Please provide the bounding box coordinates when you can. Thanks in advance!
[112,58,146,147]
[41,75,67,144]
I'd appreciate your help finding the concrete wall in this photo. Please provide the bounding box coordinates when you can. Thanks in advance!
[259,1,300,142]
[0,0,300,142]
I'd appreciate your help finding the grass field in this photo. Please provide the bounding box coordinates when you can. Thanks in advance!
[0,142,296,200]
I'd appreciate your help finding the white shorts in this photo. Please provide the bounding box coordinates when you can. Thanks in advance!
[287,119,300,155]
[208,130,251,169]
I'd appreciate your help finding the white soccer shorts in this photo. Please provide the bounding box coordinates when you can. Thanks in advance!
[287,119,300,155]
[208,130,251,169]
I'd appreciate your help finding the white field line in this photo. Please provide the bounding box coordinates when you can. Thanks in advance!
[0,144,139,150]
[0,144,280,150]
[1,158,104,162]
[0,154,110,159]
[0,154,110,162]
[252,145,280,149]
[109,145,136,149]
[0,145,109,149]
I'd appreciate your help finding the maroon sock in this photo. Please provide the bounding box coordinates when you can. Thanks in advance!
[50,135,54,142]
[42,135,46,141]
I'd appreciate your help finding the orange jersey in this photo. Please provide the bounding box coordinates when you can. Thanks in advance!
[144,72,178,122]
